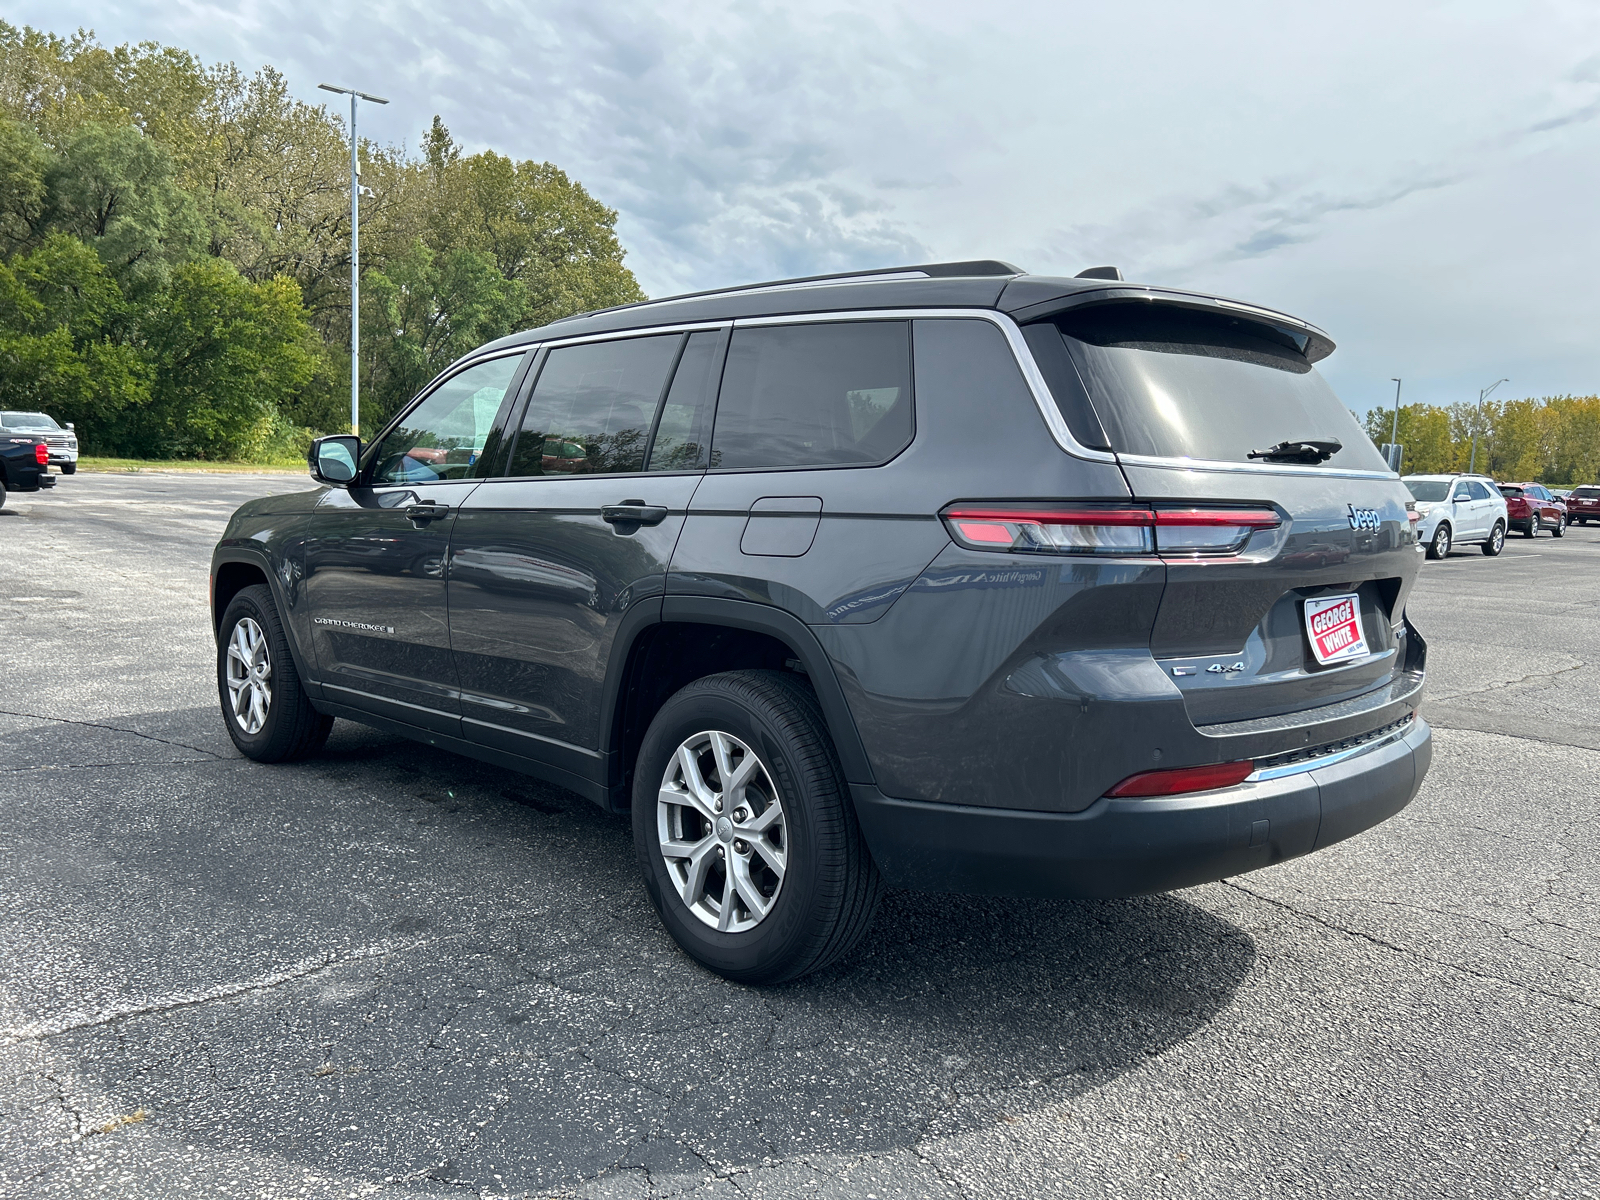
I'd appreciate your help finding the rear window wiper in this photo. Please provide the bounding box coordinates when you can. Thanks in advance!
[1248,438,1342,465]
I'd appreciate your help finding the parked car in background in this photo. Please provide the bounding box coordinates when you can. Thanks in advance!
[0,435,58,507]
[1403,473,1508,559]
[1565,484,1600,524]
[1498,483,1565,538]
[0,412,78,473]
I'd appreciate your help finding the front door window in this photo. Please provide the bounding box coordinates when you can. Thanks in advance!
[370,355,524,484]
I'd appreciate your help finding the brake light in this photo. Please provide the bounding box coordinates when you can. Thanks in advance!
[34,443,48,465]
[1105,760,1255,798]
[941,506,1280,557]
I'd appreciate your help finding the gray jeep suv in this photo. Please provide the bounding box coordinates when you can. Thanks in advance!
[211,260,1432,982]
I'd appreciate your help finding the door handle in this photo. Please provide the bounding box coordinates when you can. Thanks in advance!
[602,502,668,527]
[405,502,451,523]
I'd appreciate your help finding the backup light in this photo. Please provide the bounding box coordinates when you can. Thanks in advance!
[1105,760,1255,798]
[941,505,1280,557]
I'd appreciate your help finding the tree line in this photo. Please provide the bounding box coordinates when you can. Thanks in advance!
[1361,395,1600,485]
[0,23,643,459]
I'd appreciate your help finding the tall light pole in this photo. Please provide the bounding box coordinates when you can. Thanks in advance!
[1386,378,1403,472]
[318,83,389,437]
[1468,377,1508,475]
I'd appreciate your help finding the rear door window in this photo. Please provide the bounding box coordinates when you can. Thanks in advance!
[508,335,681,476]
[1467,481,1494,500]
[1038,303,1388,471]
[710,321,912,469]
[647,330,722,472]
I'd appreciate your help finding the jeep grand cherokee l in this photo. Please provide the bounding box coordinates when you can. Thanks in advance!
[210,260,1433,983]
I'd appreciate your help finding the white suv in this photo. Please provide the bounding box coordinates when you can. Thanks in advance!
[1403,473,1508,559]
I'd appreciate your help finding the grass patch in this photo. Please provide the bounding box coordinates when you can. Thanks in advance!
[77,456,307,475]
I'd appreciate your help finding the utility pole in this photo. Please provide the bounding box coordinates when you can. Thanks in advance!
[1468,377,1508,475]
[318,83,389,437]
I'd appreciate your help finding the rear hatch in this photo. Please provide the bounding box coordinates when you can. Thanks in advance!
[1025,298,1421,733]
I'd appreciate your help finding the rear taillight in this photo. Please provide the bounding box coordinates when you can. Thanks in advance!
[941,505,1280,557]
[34,443,48,465]
[1105,760,1255,798]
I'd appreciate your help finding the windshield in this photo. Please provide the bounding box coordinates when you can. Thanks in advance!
[1405,480,1451,502]
[1,411,59,430]
[1047,304,1388,469]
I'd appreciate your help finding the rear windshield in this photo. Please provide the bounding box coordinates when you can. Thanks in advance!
[1,411,58,429]
[1499,486,1523,498]
[1571,486,1600,498]
[1404,480,1450,502]
[1038,304,1387,470]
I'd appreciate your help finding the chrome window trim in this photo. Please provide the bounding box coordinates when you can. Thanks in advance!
[729,308,1118,464]
[1117,451,1400,481]
[1245,720,1412,783]
[532,320,731,351]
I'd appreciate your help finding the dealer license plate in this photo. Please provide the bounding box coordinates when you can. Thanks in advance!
[1304,593,1369,666]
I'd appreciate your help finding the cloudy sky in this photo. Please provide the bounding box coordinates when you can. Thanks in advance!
[16,0,1600,413]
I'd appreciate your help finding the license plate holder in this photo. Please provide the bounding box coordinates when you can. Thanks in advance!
[1304,592,1369,666]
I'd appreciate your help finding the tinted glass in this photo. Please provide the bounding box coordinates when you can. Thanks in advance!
[371,355,524,484]
[1052,304,1388,470]
[1405,480,1450,502]
[1571,486,1600,498]
[508,335,680,476]
[647,330,720,472]
[2,411,58,429]
[1499,486,1523,498]
[1467,481,1493,500]
[712,322,913,469]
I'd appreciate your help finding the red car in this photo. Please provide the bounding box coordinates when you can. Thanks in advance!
[1498,483,1565,537]
[1566,484,1600,525]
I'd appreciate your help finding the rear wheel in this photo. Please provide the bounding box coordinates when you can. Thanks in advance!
[1427,524,1452,559]
[633,669,882,984]
[1523,515,1537,538]
[1553,513,1566,538]
[0,478,7,510]
[216,584,332,762]
[1482,521,1505,556]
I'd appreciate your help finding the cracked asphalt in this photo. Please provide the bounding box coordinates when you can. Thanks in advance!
[1,472,1596,1199]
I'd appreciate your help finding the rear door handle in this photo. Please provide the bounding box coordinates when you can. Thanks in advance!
[602,502,668,527]
[405,502,451,523]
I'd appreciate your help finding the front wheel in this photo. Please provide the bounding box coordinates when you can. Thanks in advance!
[59,462,76,475]
[1482,521,1505,556]
[216,584,332,761]
[633,670,882,984]
[1427,524,1452,560]
[1553,514,1566,538]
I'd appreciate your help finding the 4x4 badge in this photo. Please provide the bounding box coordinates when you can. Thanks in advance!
[1206,661,1245,674]
[1347,505,1381,532]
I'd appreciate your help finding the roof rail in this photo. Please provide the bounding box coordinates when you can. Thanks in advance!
[548,260,1026,325]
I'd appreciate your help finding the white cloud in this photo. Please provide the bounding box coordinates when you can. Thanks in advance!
[18,0,1600,407]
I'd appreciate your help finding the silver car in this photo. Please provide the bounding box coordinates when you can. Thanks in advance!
[1403,473,1508,559]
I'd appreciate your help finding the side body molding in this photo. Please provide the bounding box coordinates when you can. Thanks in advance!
[658,595,876,785]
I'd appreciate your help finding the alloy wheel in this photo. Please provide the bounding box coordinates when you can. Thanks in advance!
[657,730,787,933]
[225,616,273,735]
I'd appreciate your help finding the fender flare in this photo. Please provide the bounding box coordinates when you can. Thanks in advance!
[211,545,319,694]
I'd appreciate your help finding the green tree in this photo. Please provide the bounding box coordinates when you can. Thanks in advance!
[0,116,48,252]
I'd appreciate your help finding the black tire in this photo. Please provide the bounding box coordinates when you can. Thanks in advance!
[216,584,332,762]
[632,669,882,985]
[1482,521,1505,556]
[60,462,76,475]
[1553,514,1565,538]
[0,478,7,510]
[1523,516,1537,538]
[1426,524,1451,560]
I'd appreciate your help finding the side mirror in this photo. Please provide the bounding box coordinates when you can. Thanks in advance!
[309,435,360,486]
[66,422,75,430]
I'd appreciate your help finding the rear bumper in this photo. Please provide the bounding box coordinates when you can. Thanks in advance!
[853,716,1432,899]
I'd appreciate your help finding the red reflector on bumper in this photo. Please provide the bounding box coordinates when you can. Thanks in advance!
[1106,760,1254,799]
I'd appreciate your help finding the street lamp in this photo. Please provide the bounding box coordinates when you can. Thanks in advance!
[1468,378,1509,475]
[1385,378,1403,472]
[318,82,389,437]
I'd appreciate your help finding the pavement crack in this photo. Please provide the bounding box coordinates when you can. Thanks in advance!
[0,707,225,760]
[1,937,432,1042]
[1225,881,1600,1013]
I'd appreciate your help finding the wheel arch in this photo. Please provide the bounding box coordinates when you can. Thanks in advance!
[601,596,875,810]
[211,549,318,692]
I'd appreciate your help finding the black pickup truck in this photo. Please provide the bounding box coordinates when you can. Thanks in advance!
[1,435,57,508]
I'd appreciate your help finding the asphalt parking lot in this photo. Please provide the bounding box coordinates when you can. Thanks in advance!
[1,472,1596,1199]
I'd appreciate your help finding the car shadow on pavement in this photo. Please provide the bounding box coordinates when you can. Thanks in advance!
[10,716,1258,1195]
